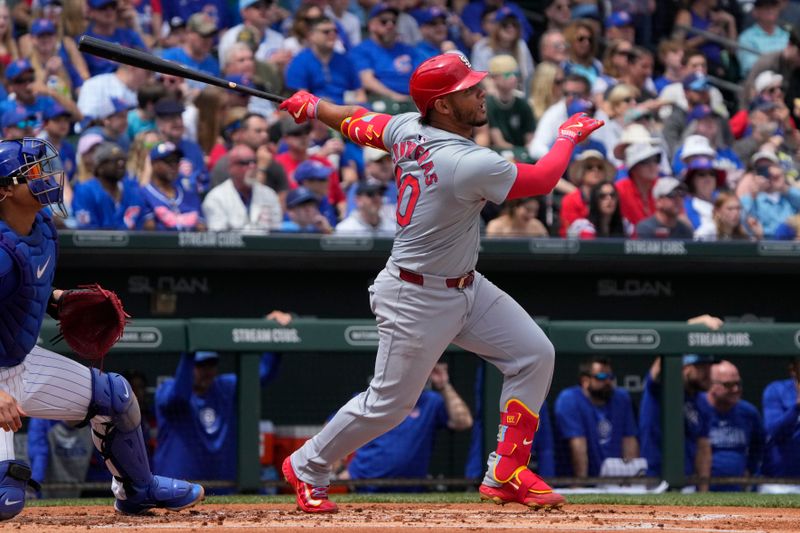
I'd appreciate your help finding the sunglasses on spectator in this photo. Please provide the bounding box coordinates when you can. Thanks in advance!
[713,380,741,390]
[553,78,565,85]
[7,119,37,129]
[159,156,181,166]
[500,20,520,29]
[12,76,34,84]
[764,86,783,95]
[497,71,519,79]
[362,191,382,198]
[615,49,632,56]
[564,91,584,99]
[592,372,614,380]
[585,163,606,172]
[98,2,118,10]
[598,191,617,200]
[377,17,397,26]
[642,156,660,165]
[316,27,337,35]
[577,35,593,43]
[233,158,256,166]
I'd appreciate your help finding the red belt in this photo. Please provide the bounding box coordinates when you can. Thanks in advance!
[399,268,475,289]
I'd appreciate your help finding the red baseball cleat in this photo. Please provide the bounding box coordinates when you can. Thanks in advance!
[282,456,338,513]
[479,468,565,509]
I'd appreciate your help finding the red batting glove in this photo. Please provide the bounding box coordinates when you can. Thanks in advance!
[279,90,320,124]
[556,112,604,145]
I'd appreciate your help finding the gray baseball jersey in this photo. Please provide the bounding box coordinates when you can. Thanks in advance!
[384,113,518,276]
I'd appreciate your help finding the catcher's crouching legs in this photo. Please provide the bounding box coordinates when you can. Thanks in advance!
[0,460,38,520]
[86,368,204,515]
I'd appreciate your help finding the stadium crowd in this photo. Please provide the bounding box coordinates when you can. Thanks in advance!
[1,0,799,238]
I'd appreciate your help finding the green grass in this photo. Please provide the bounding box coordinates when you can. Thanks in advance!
[27,492,800,508]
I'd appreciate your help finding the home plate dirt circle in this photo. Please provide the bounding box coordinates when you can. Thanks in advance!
[6,503,798,532]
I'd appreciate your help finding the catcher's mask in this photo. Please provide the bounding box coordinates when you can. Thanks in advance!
[0,137,67,217]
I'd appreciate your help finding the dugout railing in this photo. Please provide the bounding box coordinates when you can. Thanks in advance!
[38,318,800,493]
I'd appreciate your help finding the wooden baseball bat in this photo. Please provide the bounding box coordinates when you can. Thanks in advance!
[77,35,285,104]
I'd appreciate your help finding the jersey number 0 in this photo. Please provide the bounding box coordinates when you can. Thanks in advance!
[395,166,420,227]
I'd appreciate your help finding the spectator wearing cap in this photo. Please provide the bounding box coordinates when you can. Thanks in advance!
[640,349,717,490]
[280,187,333,233]
[335,179,395,236]
[350,4,423,103]
[72,142,146,229]
[678,105,743,177]
[38,104,77,183]
[673,0,737,79]
[202,143,283,232]
[1,107,37,139]
[604,12,635,45]
[742,26,800,112]
[612,123,661,177]
[483,55,535,151]
[663,73,715,158]
[740,161,800,238]
[561,20,602,87]
[285,16,364,105]
[731,71,790,141]
[293,160,339,227]
[77,62,148,121]
[697,360,766,492]
[472,7,534,91]
[140,141,206,231]
[161,0,231,35]
[346,146,397,217]
[219,0,289,68]
[659,50,730,123]
[682,157,727,230]
[162,16,188,49]
[759,356,800,492]
[615,143,663,225]
[414,7,459,61]
[155,348,282,494]
[82,0,147,76]
[82,97,134,152]
[634,177,694,239]
[560,149,616,236]
[29,18,89,97]
[732,98,797,170]
[161,13,221,91]
[528,74,592,160]
[1,59,69,131]
[460,0,533,42]
[737,0,789,77]
[75,132,104,183]
[154,99,209,195]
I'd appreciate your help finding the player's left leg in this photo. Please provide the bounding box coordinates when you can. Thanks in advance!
[452,273,564,508]
[17,346,204,515]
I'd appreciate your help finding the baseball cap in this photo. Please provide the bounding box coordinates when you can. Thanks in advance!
[93,142,125,166]
[754,70,783,94]
[750,150,780,166]
[187,12,218,37]
[77,132,104,157]
[652,177,687,199]
[687,104,714,122]
[356,177,386,195]
[88,0,116,8]
[568,149,614,183]
[150,141,183,162]
[195,351,219,363]
[5,59,33,82]
[572,4,601,21]
[44,103,71,121]
[99,97,134,119]
[494,6,517,23]
[368,3,398,20]
[31,18,57,36]
[415,7,447,25]
[168,16,186,30]
[294,160,333,182]
[363,146,390,163]
[682,73,711,92]
[286,186,318,208]
[680,135,717,161]
[240,0,271,10]
[684,157,726,188]
[683,354,716,366]
[624,142,662,169]
[605,11,633,28]
[567,97,594,117]
[488,54,519,75]
[614,124,655,160]
[154,99,185,117]
[748,95,778,113]
[0,107,35,129]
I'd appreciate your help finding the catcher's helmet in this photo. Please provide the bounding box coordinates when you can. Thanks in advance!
[0,137,66,217]
[409,53,487,117]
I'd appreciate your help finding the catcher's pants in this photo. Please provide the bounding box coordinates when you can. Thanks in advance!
[0,346,93,460]
[292,264,555,487]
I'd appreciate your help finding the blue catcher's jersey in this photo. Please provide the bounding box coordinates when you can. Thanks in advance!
[0,213,58,366]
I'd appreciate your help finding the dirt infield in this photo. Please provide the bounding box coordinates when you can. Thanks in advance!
[5,503,799,532]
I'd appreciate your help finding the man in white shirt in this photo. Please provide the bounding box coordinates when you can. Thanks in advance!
[77,64,149,119]
[527,74,590,160]
[219,0,291,66]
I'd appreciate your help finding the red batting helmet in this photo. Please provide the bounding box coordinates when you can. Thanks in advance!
[409,53,487,117]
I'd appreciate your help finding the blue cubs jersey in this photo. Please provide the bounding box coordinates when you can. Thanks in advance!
[639,374,710,476]
[0,213,58,366]
[140,182,204,231]
[762,379,800,477]
[349,39,422,96]
[285,48,361,105]
[72,178,145,230]
[554,385,638,477]
[347,390,447,491]
[697,394,765,491]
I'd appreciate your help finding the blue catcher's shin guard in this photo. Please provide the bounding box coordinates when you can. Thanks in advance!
[88,369,204,514]
[0,460,38,520]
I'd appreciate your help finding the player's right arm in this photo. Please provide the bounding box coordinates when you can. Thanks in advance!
[280,91,392,151]
[155,353,195,414]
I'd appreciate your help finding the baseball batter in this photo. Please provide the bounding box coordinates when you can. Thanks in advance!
[0,138,203,519]
[279,53,603,513]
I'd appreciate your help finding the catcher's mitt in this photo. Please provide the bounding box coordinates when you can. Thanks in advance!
[48,284,129,360]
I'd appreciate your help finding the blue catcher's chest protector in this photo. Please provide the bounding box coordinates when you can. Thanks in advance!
[0,213,58,366]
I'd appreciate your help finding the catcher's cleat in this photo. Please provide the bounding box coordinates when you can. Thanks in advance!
[479,468,565,509]
[282,456,338,513]
[114,476,205,515]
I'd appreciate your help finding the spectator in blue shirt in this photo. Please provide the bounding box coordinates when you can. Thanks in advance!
[1,107,37,141]
[154,341,285,494]
[760,357,800,493]
[154,99,210,195]
[554,357,639,478]
[1,59,67,131]
[737,0,789,77]
[285,16,364,105]
[161,13,221,91]
[350,4,422,103]
[698,360,765,492]
[72,142,146,229]
[81,97,134,152]
[415,7,454,60]
[460,0,533,42]
[293,160,339,227]
[38,104,77,184]
[639,353,714,491]
[741,162,800,238]
[342,363,472,492]
[280,187,333,233]
[82,0,148,76]
[162,0,232,33]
